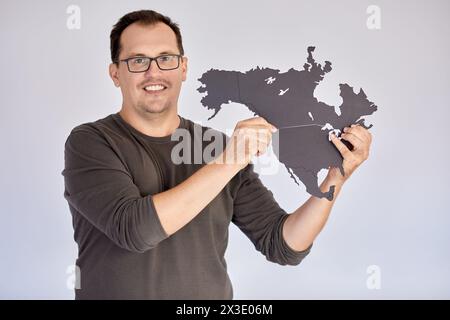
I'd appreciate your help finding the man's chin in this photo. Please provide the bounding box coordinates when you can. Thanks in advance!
[145,107,166,114]
[138,103,169,115]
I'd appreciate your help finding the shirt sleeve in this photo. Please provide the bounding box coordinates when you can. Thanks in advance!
[231,163,312,266]
[62,125,168,253]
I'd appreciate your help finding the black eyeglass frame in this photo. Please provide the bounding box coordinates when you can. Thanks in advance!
[117,54,183,72]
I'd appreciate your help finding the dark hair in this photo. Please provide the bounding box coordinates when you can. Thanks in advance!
[110,10,184,64]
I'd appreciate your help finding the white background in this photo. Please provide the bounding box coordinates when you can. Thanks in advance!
[0,0,449,299]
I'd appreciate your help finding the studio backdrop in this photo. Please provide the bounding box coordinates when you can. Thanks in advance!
[0,0,449,299]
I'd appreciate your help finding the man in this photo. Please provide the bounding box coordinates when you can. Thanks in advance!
[62,10,372,299]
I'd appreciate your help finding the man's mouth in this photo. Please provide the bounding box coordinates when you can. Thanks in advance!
[143,84,167,93]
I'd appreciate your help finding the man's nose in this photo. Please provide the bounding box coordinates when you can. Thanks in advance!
[144,60,162,77]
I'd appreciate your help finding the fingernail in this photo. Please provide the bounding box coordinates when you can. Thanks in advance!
[271,126,278,132]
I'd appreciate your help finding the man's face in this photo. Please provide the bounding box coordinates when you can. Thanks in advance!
[109,22,187,116]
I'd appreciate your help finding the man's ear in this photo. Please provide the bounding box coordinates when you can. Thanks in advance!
[181,56,188,82]
[109,63,120,87]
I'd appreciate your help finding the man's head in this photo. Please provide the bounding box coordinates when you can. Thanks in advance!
[109,10,187,117]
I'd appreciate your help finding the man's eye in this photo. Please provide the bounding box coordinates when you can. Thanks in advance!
[132,58,146,64]
[158,56,172,62]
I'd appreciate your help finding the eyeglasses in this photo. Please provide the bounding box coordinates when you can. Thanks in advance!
[118,54,182,73]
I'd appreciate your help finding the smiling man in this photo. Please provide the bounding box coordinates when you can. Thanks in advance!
[62,10,372,300]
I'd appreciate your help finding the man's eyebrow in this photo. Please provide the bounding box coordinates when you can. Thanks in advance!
[127,53,147,57]
[126,51,179,57]
[158,51,179,55]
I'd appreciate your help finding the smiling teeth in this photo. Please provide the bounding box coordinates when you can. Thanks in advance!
[145,85,165,91]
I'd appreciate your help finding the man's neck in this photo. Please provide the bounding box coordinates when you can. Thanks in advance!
[119,107,180,138]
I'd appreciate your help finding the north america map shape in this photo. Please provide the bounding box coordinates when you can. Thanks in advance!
[197,47,378,200]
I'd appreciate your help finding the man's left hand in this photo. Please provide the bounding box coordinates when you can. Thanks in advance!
[328,124,373,184]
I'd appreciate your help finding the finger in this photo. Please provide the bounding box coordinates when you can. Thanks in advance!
[241,118,277,132]
[240,128,272,148]
[247,136,270,157]
[352,125,372,143]
[343,126,369,145]
[246,124,274,130]
[341,132,364,150]
[256,141,269,155]
[241,117,269,126]
[257,135,272,146]
[242,125,274,138]
[330,134,352,158]
[253,122,277,132]
[254,133,272,148]
[347,125,371,143]
[236,125,271,136]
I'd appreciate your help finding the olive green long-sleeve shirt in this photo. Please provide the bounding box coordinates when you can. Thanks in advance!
[62,112,312,300]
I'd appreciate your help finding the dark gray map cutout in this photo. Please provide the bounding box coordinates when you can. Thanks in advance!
[197,47,378,200]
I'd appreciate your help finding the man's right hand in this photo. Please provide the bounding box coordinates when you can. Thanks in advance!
[153,117,277,236]
[217,117,278,169]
